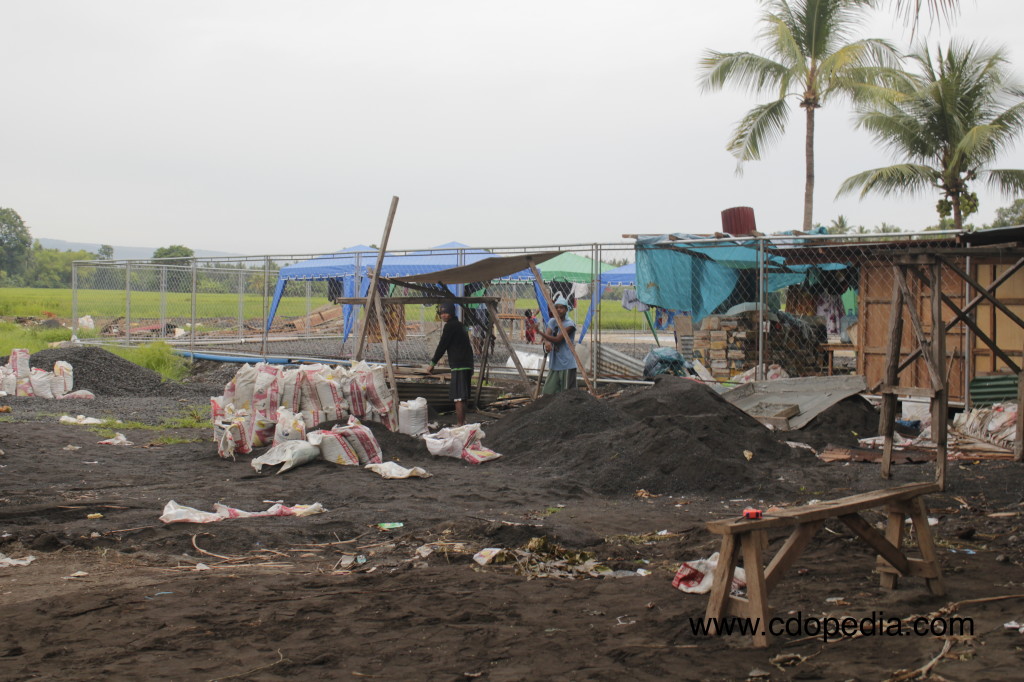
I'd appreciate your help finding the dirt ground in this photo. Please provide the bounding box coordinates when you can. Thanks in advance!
[1,351,1023,681]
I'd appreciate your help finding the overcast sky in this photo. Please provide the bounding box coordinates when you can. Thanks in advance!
[2,1,1022,256]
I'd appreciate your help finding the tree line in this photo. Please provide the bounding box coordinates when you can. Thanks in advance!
[0,207,275,292]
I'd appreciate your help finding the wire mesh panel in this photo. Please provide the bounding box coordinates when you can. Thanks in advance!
[72,233,971,393]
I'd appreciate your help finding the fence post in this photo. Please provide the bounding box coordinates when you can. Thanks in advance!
[125,261,132,347]
[305,280,312,340]
[190,259,198,360]
[757,236,766,381]
[261,256,270,358]
[71,262,79,338]
[238,269,245,342]
[159,266,167,339]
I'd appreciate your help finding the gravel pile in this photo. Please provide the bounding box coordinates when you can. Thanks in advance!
[4,346,212,399]
[486,376,809,497]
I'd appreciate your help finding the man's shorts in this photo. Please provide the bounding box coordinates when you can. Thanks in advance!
[449,368,473,403]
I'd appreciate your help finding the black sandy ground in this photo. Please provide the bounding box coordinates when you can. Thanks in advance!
[1,352,1022,680]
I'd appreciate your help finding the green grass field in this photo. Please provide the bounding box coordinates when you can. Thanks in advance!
[0,287,651,332]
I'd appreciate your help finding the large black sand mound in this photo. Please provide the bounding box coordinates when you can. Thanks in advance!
[20,346,208,398]
[486,377,810,497]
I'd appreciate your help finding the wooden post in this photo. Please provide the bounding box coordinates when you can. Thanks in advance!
[533,352,548,400]
[528,262,595,394]
[1016,359,1024,462]
[880,268,905,479]
[931,261,948,489]
[355,196,399,362]
[474,308,495,408]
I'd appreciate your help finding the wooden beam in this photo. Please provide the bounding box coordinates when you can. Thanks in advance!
[893,266,944,390]
[906,266,1021,373]
[940,256,1024,331]
[474,308,495,408]
[741,531,771,648]
[355,196,399,362]
[764,521,822,593]
[1016,358,1024,462]
[704,533,740,631]
[528,261,595,395]
[932,260,948,490]
[838,512,911,575]
[881,270,904,479]
[869,255,1024,392]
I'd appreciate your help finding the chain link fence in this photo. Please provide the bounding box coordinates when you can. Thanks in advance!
[74,233,977,395]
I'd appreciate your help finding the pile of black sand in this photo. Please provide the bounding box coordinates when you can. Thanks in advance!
[785,395,880,450]
[9,346,207,399]
[486,376,811,497]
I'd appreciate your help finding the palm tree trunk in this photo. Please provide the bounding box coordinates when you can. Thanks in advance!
[952,193,963,230]
[804,105,815,232]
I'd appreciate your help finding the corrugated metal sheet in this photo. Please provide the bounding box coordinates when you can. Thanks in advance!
[396,381,503,410]
[969,375,1019,407]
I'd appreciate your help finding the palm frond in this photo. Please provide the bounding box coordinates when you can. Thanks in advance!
[837,163,939,198]
[982,169,1024,196]
[698,51,790,95]
[727,98,791,164]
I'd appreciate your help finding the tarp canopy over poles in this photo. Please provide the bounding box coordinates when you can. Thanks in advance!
[634,234,850,323]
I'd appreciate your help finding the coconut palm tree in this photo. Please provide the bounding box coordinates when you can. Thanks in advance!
[837,41,1024,230]
[699,0,902,232]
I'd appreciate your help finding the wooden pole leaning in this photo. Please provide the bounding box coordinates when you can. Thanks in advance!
[474,309,495,409]
[355,196,399,363]
[528,261,595,395]
[485,300,530,384]
[931,260,948,489]
[880,268,905,479]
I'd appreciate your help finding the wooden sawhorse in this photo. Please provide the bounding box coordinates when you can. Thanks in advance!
[704,482,945,647]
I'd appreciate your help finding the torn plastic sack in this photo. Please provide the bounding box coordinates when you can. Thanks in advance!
[58,389,94,399]
[0,553,36,568]
[60,415,110,425]
[251,439,321,474]
[423,423,502,464]
[328,416,382,465]
[159,500,325,524]
[672,552,747,594]
[365,462,431,479]
[98,433,133,446]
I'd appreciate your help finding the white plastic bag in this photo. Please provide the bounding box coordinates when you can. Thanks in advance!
[398,397,429,437]
[671,552,747,594]
[365,462,431,479]
[251,439,322,474]
[423,423,501,463]
[272,407,307,446]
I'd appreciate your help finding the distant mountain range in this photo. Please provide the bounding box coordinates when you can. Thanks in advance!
[36,238,245,260]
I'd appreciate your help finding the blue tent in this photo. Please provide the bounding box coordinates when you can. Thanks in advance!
[599,262,636,286]
[266,242,492,337]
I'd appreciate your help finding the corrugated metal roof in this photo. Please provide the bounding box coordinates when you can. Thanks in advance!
[969,374,1019,407]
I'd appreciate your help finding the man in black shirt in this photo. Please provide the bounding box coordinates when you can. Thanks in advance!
[428,302,474,426]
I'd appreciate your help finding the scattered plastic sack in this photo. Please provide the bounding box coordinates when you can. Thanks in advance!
[97,433,133,446]
[0,349,75,398]
[1004,620,1024,634]
[365,462,431,479]
[398,397,429,437]
[159,500,325,524]
[58,390,95,399]
[310,416,383,466]
[272,407,307,446]
[672,552,747,594]
[733,363,790,384]
[0,553,36,568]
[60,415,112,425]
[77,315,95,331]
[251,440,321,474]
[473,548,506,565]
[423,423,502,464]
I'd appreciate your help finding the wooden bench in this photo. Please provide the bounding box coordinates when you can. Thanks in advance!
[703,482,945,646]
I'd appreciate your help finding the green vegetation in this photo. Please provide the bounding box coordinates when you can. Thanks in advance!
[88,404,210,438]
[0,320,74,355]
[839,41,1024,230]
[104,342,191,381]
